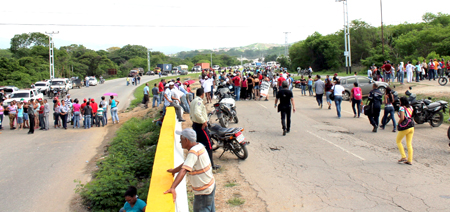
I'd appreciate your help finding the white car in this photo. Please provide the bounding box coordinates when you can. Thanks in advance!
[89,77,98,86]
[212,65,220,70]
[34,81,50,95]
[50,78,70,91]
[3,89,44,107]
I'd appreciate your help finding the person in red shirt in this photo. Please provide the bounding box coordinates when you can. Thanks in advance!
[81,99,87,110]
[384,61,392,84]
[90,99,98,127]
[277,75,286,88]
[158,79,165,103]
[232,74,241,101]
[258,72,263,81]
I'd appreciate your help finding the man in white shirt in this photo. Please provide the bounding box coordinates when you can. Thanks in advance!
[163,82,185,122]
[406,61,414,83]
[367,69,372,80]
[202,77,213,104]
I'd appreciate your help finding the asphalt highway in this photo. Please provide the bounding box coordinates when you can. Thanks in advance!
[0,75,160,211]
[231,89,450,211]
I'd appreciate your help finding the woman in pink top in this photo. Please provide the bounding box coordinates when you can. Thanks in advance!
[0,103,4,130]
[72,98,82,128]
[241,76,248,100]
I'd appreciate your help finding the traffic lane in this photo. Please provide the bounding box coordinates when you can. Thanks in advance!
[0,76,157,211]
[233,92,450,211]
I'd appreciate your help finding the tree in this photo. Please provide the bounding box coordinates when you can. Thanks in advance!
[264,54,277,62]
[10,32,48,57]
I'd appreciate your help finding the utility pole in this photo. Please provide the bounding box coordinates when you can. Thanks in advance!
[336,0,351,74]
[211,53,213,69]
[380,0,385,55]
[45,31,59,79]
[147,48,152,73]
[283,32,291,56]
[241,55,243,67]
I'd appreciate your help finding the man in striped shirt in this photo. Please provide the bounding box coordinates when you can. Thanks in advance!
[165,128,216,212]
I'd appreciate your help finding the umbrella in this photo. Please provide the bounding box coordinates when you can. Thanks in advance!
[184,80,195,85]
[103,92,118,96]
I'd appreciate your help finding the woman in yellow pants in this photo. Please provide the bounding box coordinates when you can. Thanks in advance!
[396,97,414,165]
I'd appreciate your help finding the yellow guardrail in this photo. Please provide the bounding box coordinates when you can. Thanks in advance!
[147,107,176,212]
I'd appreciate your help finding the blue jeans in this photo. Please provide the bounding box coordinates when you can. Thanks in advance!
[0,114,3,129]
[381,106,396,130]
[308,85,313,95]
[181,95,190,113]
[96,115,104,127]
[385,74,391,82]
[54,113,60,126]
[391,72,395,83]
[193,185,216,212]
[334,95,342,118]
[234,86,241,101]
[84,115,91,129]
[325,91,332,104]
[73,111,81,128]
[111,107,119,123]
[301,85,306,95]
[416,71,420,82]
[398,72,404,83]
[352,99,361,117]
[86,80,89,87]
[103,109,108,125]
[153,96,160,107]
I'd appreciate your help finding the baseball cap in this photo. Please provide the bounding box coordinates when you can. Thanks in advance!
[176,128,197,142]
[169,82,174,86]
[91,98,95,102]
[165,83,169,87]
[83,98,87,102]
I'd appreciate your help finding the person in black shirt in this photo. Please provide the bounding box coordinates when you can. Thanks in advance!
[275,81,296,136]
[368,84,383,132]
[28,99,35,134]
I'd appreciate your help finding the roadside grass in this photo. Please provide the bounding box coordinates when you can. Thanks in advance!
[227,195,245,207]
[415,93,450,124]
[130,73,202,109]
[188,189,195,212]
[75,111,161,211]
[225,181,238,188]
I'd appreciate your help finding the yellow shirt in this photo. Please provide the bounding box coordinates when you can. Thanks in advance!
[434,61,439,70]
[189,96,207,124]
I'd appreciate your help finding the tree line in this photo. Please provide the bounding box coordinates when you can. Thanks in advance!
[289,12,450,72]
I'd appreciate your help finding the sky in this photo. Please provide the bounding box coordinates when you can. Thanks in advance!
[0,0,447,54]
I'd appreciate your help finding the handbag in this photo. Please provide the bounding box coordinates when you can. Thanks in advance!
[329,92,335,101]
[363,98,373,116]
[398,107,414,131]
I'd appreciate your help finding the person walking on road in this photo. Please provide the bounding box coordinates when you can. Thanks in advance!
[165,128,216,212]
[314,75,325,108]
[380,87,397,132]
[275,81,296,136]
[330,80,345,118]
[190,88,220,170]
[307,76,313,96]
[396,97,415,165]
[152,83,160,108]
[325,79,333,110]
[368,84,383,132]
[143,83,150,109]
[300,75,307,96]
[350,82,362,118]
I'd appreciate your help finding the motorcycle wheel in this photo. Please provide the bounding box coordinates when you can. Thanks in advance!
[219,117,228,128]
[234,116,239,124]
[232,140,248,160]
[447,127,450,140]
[430,111,444,127]
[438,77,448,86]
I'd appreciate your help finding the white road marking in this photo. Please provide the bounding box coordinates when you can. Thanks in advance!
[306,130,366,161]
[257,102,267,109]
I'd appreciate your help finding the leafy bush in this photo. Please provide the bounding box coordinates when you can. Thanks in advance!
[76,116,160,211]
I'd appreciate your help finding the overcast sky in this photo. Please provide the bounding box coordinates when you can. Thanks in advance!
[0,0,446,54]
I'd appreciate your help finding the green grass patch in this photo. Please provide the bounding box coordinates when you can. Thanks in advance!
[227,197,245,207]
[129,73,202,109]
[225,181,238,188]
[415,93,450,124]
[75,112,161,211]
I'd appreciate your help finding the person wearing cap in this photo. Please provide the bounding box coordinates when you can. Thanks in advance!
[165,128,216,211]
[163,82,185,122]
[91,99,98,127]
[189,88,219,170]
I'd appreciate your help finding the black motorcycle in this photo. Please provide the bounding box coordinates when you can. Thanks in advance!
[209,123,249,160]
[208,102,238,128]
[405,90,448,127]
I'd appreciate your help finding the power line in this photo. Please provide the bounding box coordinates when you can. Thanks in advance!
[0,23,249,28]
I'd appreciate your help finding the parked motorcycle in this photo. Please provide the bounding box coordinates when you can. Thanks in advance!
[210,83,238,127]
[209,123,249,160]
[405,90,448,127]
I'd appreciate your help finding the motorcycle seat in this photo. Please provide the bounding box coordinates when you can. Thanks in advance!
[210,124,239,136]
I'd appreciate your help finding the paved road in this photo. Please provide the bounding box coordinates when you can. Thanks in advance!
[0,75,161,211]
[232,89,450,211]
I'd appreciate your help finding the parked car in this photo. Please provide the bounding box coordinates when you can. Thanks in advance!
[89,77,98,86]
[212,65,220,70]
[50,78,71,91]
[3,89,44,107]
[193,66,201,72]
[339,76,388,101]
[179,70,188,75]
[34,81,50,95]
[146,71,155,75]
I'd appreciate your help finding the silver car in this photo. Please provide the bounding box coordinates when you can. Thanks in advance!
[339,76,388,101]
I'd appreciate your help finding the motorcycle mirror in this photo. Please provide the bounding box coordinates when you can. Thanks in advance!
[428,97,432,100]
[409,86,412,90]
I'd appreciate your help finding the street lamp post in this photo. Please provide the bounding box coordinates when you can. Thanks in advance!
[380,0,385,55]
[45,31,59,79]
[336,0,351,74]
[211,52,213,70]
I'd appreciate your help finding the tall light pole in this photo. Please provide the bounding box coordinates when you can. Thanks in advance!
[147,48,152,73]
[283,32,291,56]
[45,31,59,79]
[380,0,385,55]
[336,0,351,74]
[210,52,213,69]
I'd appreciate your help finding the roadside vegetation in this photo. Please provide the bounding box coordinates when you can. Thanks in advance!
[75,112,161,211]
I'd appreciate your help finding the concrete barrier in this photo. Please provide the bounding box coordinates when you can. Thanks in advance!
[147,107,189,212]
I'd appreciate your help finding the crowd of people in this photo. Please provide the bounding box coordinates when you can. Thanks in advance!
[0,94,121,134]
[367,59,450,84]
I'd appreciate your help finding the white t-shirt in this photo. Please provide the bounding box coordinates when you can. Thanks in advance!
[332,85,345,96]
[171,88,182,105]
[367,69,372,77]
[406,64,414,72]
[164,88,172,107]
[202,79,213,93]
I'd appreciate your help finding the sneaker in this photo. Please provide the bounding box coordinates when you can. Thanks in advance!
[283,130,286,136]
[286,129,290,133]
[212,165,221,170]
[372,126,378,132]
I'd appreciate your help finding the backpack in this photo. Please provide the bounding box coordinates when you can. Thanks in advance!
[353,87,362,100]
[429,62,435,69]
